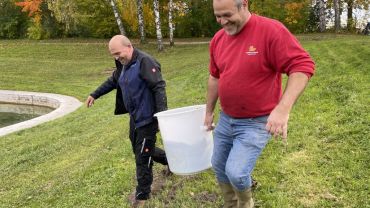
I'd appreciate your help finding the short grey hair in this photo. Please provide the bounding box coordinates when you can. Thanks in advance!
[234,0,243,9]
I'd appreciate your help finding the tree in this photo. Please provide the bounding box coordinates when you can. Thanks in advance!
[0,0,28,39]
[168,0,174,46]
[46,0,78,35]
[47,0,125,37]
[109,0,125,35]
[343,0,369,31]
[346,0,355,30]
[16,0,61,39]
[153,0,164,51]
[77,0,121,38]
[15,0,43,39]
[318,0,326,32]
[250,0,311,33]
[175,0,219,37]
[136,0,146,43]
[334,0,341,32]
[306,1,320,32]
[15,0,42,23]
[250,0,285,22]
[284,1,309,33]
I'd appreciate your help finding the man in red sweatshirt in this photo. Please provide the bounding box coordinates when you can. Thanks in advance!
[204,0,315,207]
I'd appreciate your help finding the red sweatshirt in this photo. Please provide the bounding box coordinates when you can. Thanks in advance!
[209,14,315,118]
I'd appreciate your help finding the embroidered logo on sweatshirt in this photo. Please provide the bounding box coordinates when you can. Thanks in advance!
[246,45,258,56]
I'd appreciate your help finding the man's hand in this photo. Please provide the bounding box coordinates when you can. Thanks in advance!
[265,104,290,140]
[86,96,95,108]
[204,112,215,131]
[265,72,310,141]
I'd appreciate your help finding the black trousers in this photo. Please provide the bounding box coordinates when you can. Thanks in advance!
[129,119,168,200]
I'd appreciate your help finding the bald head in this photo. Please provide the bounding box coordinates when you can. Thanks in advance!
[108,35,133,65]
[109,35,131,49]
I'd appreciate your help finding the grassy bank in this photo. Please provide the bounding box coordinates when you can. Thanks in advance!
[0,35,369,207]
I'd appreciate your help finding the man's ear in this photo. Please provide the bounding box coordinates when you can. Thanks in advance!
[243,0,248,8]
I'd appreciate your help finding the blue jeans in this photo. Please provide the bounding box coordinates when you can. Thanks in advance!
[212,112,271,191]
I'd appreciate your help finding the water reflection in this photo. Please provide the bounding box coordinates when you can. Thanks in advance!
[0,103,54,128]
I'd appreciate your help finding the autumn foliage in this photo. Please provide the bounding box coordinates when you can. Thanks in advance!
[15,0,43,23]
[284,2,306,25]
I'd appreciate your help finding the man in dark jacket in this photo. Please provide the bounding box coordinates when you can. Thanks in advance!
[363,22,370,35]
[86,35,169,207]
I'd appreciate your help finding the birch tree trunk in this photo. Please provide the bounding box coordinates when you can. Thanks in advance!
[334,0,340,32]
[109,0,125,35]
[136,0,146,43]
[318,0,326,32]
[153,0,164,51]
[168,0,174,46]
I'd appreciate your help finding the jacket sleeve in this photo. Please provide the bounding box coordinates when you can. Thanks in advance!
[90,69,118,99]
[139,57,168,113]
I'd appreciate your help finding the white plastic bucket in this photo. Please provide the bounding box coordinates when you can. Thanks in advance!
[154,104,213,175]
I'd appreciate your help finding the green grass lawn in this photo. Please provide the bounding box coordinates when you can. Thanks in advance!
[0,35,369,208]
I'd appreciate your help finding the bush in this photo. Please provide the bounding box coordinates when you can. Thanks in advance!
[0,0,28,39]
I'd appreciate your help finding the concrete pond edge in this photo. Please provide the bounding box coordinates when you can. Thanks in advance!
[0,90,82,137]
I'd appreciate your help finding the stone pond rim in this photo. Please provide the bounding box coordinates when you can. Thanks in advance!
[0,90,82,137]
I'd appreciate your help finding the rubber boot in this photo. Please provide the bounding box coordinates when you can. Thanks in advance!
[132,200,145,208]
[235,188,254,208]
[218,182,238,208]
[128,193,146,208]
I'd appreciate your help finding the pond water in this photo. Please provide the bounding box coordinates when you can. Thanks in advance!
[0,103,54,128]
